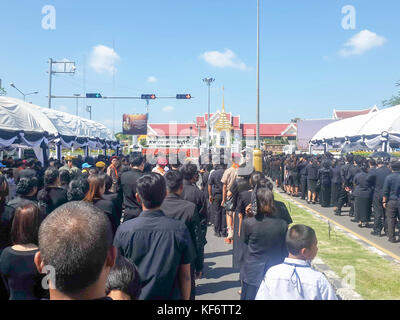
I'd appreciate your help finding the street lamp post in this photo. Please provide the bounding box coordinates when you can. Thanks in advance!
[256,0,260,149]
[74,94,81,116]
[202,77,215,158]
[10,83,38,102]
[48,58,76,109]
[86,105,92,120]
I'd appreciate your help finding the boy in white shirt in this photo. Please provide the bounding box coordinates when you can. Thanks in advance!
[255,224,337,300]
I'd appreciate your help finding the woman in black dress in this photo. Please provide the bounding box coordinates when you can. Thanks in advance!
[306,159,319,204]
[318,160,332,207]
[353,161,373,228]
[0,203,46,300]
[240,182,288,300]
[330,159,343,213]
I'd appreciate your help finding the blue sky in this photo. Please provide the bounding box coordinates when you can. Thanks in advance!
[1,0,399,134]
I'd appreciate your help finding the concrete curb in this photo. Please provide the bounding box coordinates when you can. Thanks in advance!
[278,191,364,300]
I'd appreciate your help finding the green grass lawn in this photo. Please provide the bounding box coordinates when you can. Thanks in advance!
[274,192,400,300]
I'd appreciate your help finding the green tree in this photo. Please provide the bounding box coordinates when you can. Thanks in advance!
[139,138,148,148]
[290,117,301,123]
[0,87,6,96]
[382,81,400,107]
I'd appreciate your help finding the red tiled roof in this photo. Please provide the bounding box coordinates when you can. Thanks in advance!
[148,124,198,137]
[241,124,296,137]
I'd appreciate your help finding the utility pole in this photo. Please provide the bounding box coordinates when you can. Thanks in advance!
[48,58,76,109]
[256,0,260,149]
[202,78,215,156]
[74,94,81,116]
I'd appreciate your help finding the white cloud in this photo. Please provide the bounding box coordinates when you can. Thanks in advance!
[339,29,386,57]
[200,49,248,71]
[89,45,120,75]
[147,76,158,83]
[162,106,174,113]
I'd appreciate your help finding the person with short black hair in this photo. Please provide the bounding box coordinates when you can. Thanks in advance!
[120,154,145,222]
[34,201,117,300]
[353,161,373,228]
[59,169,71,191]
[208,162,227,237]
[0,204,46,300]
[114,173,195,300]
[256,224,337,300]
[106,254,142,300]
[161,170,201,299]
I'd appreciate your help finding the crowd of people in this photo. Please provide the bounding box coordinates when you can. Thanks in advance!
[0,150,338,300]
[264,152,400,243]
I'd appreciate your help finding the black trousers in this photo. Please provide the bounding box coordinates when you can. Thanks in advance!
[240,282,259,300]
[300,175,307,199]
[385,200,399,241]
[212,194,226,235]
[348,192,355,217]
[372,195,386,233]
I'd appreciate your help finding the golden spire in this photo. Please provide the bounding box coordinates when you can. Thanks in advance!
[214,86,232,131]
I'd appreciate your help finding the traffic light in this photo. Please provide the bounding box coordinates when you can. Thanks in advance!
[176,94,192,99]
[86,93,102,98]
[141,94,156,100]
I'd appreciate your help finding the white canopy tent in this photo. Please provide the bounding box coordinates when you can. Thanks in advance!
[0,96,119,163]
[310,105,400,153]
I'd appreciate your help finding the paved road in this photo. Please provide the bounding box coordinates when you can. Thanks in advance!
[196,227,241,300]
[276,189,400,263]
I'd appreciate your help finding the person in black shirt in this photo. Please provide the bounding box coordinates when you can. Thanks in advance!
[83,175,120,236]
[59,169,71,191]
[0,176,14,300]
[17,158,37,182]
[180,163,208,269]
[37,167,68,218]
[367,159,392,236]
[346,156,362,218]
[382,161,400,243]
[240,185,288,300]
[330,159,343,215]
[208,162,227,237]
[120,154,145,222]
[161,170,201,299]
[34,201,117,300]
[297,157,308,200]
[102,174,123,221]
[305,159,319,204]
[0,203,45,300]
[317,160,332,208]
[113,173,194,300]
[353,161,373,228]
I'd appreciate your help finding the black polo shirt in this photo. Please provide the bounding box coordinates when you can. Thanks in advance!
[181,180,208,223]
[383,172,400,201]
[208,169,225,196]
[161,193,202,271]
[113,209,195,300]
[367,166,392,198]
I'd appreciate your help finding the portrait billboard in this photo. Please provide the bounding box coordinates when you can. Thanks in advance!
[122,114,148,135]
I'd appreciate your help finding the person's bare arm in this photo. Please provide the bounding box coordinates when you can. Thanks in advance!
[222,184,227,206]
[178,263,191,300]
[208,185,213,204]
